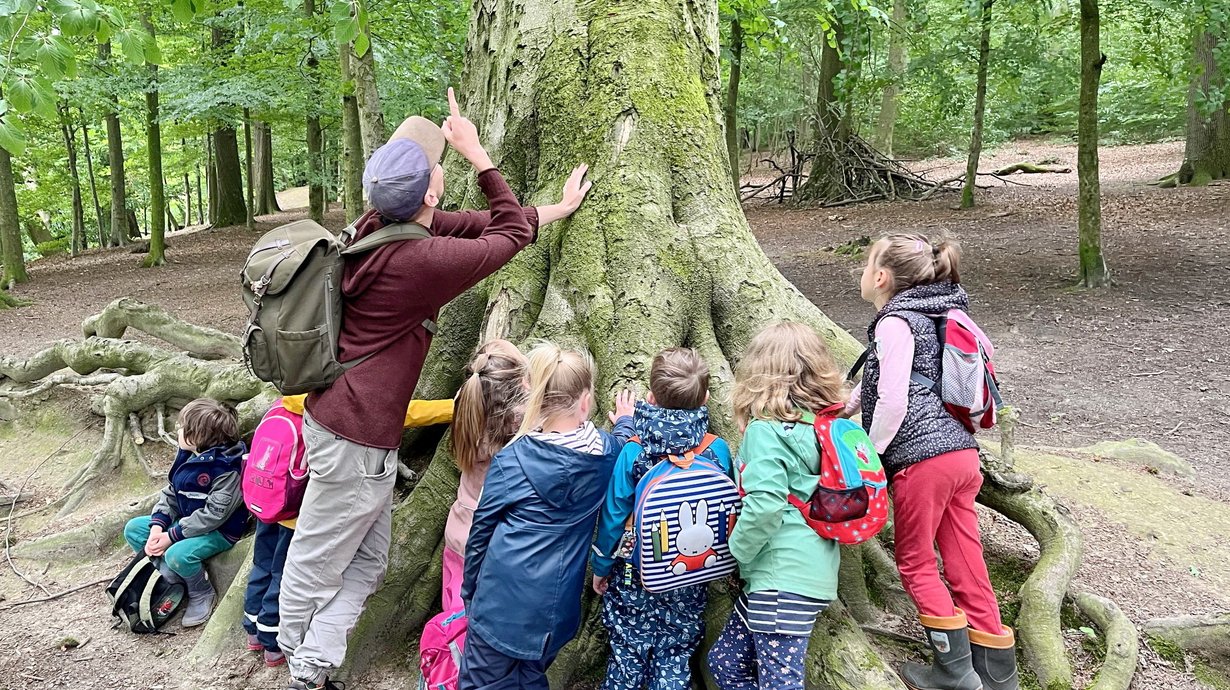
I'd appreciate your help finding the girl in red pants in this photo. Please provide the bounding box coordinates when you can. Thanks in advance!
[848,233,1018,690]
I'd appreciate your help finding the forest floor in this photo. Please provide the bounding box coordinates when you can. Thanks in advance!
[0,139,1228,690]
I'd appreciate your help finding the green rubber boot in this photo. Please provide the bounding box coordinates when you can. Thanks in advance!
[969,626,1020,690]
[900,609,984,690]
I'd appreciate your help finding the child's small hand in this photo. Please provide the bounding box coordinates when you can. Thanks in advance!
[145,533,172,557]
[592,575,609,595]
[609,389,636,424]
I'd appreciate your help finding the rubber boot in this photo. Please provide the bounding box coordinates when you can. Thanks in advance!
[900,609,983,690]
[181,570,216,627]
[969,626,1019,690]
[157,560,183,585]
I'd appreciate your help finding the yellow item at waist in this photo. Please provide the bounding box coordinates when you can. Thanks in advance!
[279,396,455,429]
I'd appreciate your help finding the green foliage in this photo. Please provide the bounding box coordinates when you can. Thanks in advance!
[34,237,67,255]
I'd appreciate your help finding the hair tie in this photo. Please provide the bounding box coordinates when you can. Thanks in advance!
[914,239,926,253]
[932,245,940,257]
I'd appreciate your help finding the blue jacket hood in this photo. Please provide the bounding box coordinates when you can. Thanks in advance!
[181,440,247,469]
[508,433,612,509]
[632,401,710,457]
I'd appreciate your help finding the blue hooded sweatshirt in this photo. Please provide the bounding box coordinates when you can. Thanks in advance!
[590,402,731,579]
[150,441,249,543]
[461,416,634,660]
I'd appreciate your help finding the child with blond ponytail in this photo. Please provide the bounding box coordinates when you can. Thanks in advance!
[442,340,528,611]
[459,343,635,690]
[851,233,1016,690]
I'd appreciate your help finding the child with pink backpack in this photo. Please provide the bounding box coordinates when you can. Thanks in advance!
[241,394,453,667]
[849,233,1016,690]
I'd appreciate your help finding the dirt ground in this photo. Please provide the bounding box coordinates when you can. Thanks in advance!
[1,141,1228,690]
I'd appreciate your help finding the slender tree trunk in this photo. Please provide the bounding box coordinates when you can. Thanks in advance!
[961,0,993,209]
[59,103,86,256]
[182,138,193,227]
[340,43,365,223]
[1180,27,1230,185]
[874,0,908,156]
[100,41,128,247]
[207,135,218,225]
[254,121,280,214]
[243,108,255,230]
[724,16,743,191]
[143,17,167,267]
[196,160,204,225]
[1078,0,1110,287]
[306,0,325,222]
[81,113,105,247]
[354,26,386,158]
[0,145,26,287]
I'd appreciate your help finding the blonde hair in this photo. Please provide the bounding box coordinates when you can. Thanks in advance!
[178,398,239,450]
[732,322,847,429]
[871,233,961,295]
[516,342,596,436]
[451,340,528,474]
[651,348,710,410]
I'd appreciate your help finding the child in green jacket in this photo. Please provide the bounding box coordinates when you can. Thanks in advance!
[707,322,846,690]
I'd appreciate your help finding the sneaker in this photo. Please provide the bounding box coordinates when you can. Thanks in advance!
[287,679,346,690]
[246,633,263,652]
[264,649,287,667]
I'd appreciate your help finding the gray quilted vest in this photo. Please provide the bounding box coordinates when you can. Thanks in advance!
[860,282,978,477]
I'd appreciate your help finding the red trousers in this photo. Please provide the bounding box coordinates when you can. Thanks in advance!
[891,449,1004,634]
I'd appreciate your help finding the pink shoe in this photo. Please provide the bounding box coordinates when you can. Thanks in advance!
[246,633,263,652]
[264,649,286,667]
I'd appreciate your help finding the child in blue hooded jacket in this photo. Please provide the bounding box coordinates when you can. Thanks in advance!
[591,348,732,690]
[124,398,248,628]
[460,343,635,690]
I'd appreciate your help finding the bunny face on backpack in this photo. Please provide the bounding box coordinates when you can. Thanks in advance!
[670,500,718,575]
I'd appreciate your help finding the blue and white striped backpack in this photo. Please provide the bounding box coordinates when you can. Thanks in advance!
[628,434,742,592]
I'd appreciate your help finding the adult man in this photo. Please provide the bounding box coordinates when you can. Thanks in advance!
[277,89,592,690]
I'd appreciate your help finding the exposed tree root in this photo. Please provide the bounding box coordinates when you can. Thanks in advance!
[81,297,241,359]
[1143,614,1230,672]
[1072,591,1138,690]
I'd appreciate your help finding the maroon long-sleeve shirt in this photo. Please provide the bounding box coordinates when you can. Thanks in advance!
[305,169,538,449]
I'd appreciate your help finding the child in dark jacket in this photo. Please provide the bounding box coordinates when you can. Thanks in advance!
[590,348,731,690]
[124,399,248,627]
[459,343,634,690]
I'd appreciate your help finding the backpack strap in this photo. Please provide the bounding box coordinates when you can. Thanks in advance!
[339,221,432,255]
[666,432,720,469]
[847,347,871,381]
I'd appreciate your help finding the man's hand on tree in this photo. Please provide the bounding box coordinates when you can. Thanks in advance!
[537,164,594,226]
[441,87,495,172]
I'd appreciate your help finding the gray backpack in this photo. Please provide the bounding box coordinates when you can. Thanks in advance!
[240,218,433,395]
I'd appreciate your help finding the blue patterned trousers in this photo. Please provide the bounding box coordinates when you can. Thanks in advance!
[707,611,810,690]
[601,562,707,690]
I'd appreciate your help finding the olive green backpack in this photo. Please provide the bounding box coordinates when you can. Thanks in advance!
[240,219,434,395]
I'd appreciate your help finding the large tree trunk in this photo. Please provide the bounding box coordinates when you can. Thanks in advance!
[1179,27,1230,185]
[81,113,105,246]
[143,17,167,268]
[961,0,992,209]
[210,27,247,227]
[1077,0,1110,287]
[59,104,87,256]
[724,16,743,190]
[354,29,386,159]
[0,144,24,288]
[874,0,908,156]
[243,108,255,231]
[253,121,280,214]
[798,28,847,202]
[100,42,128,247]
[340,43,365,223]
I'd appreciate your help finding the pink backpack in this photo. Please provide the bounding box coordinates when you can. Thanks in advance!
[418,608,468,690]
[242,400,309,524]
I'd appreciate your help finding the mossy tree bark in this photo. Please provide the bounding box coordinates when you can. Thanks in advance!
[100,41,129,248]
[353,28,386,159]
[961,0,993,209]
[142,16,167,267]
[253,121,280,215]
[873,0,908,156]
[1077,0,1110,288]
[340,43,365,223]
[210,25,248,228]
[0,143,25,289]
[798,27,848,202]
[306,0,325,223]
[724,15,743,189]
[1179,26,1229,185]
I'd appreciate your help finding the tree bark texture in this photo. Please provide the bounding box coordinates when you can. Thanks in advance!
[210,26,247,227]
[341,44,365,223]
[81,114,105,245]
[206,135,218,225]
[1180,27,1230,185]
[1077,0,1110,287]
[143,17,167,267]
[724,16,743,190]
[354,30,387,159]
[100,42,128,247]
[874,0,908,156]
[254,121,280,214]
[961,0,992,209]
[0,144,24,287]
[306,0,325,222]
[798,27,847,202]
[244,108,255,230]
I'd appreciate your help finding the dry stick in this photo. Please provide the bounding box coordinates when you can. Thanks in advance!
[4,422,99,597]
[0,577,111,611]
